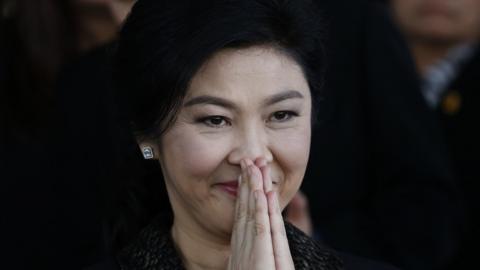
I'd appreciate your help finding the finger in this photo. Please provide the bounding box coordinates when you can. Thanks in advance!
[244,160,257,253]
[230,174,240,247]
[232,171,248,248]
[247,159,263,191]
[245,160,265,255]
[268,191,295,270]
[257,158,273,193]
[252,189,275,269]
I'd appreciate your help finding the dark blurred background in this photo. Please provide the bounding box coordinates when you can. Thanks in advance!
[1,0,479,269]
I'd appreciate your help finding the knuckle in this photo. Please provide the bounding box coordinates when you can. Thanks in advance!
[256,203,266,214]
[254,222,266,236]
[236,203,247,219]
[247,209,255,221]
[272,222,287,237]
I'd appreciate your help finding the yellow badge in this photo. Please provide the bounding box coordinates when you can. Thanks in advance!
[442,90,462,115]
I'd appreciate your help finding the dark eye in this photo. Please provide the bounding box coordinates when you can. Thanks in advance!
[269,111,298,122]
[200,116,230,128]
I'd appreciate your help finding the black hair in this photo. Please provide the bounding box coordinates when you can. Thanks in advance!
[116,0,325,138]
[113,0,325,250]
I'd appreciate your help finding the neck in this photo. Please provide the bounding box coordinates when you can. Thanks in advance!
[409,39,455,75]
[171,219,230,270]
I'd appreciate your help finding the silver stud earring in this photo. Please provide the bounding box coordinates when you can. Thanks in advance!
[142,147,154,159]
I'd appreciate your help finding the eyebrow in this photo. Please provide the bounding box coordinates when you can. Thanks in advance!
[183,90,304,109]
[263,90,304,106]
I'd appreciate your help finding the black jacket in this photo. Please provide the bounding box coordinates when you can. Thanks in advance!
[86,219,399,270]
[118,220,342,270]
[438,47,480,270]
[304,1,463,270]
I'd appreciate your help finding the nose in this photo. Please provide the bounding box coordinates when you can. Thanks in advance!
[227,125,273,165]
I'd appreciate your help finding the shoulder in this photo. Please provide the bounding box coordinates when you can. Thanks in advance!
[286,222,343,270]
[116,218,183,270]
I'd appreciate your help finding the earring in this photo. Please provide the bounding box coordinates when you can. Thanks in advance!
[142,146,154,159]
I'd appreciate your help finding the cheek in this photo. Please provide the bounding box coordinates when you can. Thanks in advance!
[271,125,311,208]
[161,127,231,180]
[277,133,311,174]
[462,8,480,34]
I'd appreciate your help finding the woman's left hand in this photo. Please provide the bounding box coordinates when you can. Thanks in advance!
[256,158,295,270]
[229,158,295,270]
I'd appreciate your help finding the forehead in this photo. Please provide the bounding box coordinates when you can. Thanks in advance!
[393,0,480,9]
[185,46,311,103]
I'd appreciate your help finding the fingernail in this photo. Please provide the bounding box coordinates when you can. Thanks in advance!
[238,175,242,185]
[273,191,279,206]
[257,158,267,167]
[247,165,253,176]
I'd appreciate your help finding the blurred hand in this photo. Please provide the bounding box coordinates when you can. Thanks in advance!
[74,0,134,25]
[285,190,313,237]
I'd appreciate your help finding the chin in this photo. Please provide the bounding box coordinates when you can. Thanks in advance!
[215,201,236,232]
[217,215,235,238]
[419,18,458,39]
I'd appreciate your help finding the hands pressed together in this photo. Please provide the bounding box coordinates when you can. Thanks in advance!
[228,158,295,270]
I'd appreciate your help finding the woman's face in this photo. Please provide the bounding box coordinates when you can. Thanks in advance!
[392,0,480,44]
[155,46,312,241]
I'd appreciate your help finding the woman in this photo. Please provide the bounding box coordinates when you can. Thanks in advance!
[110,0,399,269]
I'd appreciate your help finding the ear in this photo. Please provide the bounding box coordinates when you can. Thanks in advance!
[137,137,160,160]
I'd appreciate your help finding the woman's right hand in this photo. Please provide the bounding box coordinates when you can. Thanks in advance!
[227,158,295,270]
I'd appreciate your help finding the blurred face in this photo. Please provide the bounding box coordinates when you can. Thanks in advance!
[73,0,133,5]
[73,0,134,24]
[392,0,480,44]
[156,46,311,241]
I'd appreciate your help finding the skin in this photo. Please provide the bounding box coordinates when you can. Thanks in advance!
[285,190,313,236]
[391,0,480,73]
[73,0,135,51]
[74,0,134,22]
[228,158,294,269]
[140,46,312,270]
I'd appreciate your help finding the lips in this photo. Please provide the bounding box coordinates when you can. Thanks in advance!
[214,178,280,197]
[215,180,239,197]
[419,3,451,17]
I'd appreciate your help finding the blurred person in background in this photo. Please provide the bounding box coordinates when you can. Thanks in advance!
[0,0,133,269]
[391,0,480,269]
[303,0,470,269]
